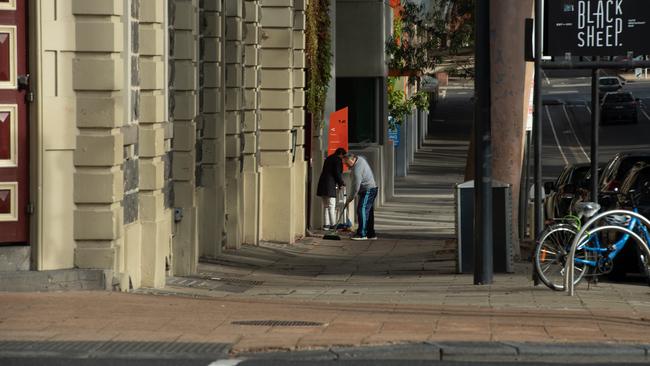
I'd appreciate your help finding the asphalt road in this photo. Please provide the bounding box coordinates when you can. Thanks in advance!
[3,359,649,366]
[540,71,650,181]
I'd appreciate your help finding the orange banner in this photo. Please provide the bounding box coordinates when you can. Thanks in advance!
[328,107,349,169]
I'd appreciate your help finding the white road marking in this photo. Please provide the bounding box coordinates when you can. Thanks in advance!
[562,105,590,161]
[545,105,569,165]
[551,83,590,88]
[547,90,579,95]
[641,107,650,122]
[208,360,243,366]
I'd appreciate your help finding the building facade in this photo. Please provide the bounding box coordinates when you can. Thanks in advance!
[0,0,308,289]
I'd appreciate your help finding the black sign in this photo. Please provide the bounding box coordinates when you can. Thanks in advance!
[546,0,650,56]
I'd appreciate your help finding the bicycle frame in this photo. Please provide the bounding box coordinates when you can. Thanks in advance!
[566,209,650,296]
[574,208,650,268]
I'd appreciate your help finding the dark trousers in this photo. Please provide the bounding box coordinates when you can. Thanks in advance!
[356,188,378,237]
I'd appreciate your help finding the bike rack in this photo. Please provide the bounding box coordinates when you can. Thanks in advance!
[565,210,650,296]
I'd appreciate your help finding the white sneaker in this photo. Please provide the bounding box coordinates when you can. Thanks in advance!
[351,235,367,241]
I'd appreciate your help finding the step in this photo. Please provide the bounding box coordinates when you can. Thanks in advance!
[0,269,111,292]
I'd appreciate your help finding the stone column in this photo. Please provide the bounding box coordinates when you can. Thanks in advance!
[139,0,171,288]
[121,0,141,289]
[259,0,297,243]
[72,0,125,279]
[224,0,245,249]
[292,0,307,238]
[310,0,336,229]
[198,0,227,258]
[171,0,199,275]
[242,0,262,245]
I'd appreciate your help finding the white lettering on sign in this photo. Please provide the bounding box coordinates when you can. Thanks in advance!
[577,0,624,48]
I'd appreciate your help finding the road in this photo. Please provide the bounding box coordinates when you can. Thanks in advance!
[540,72,650,181]
[3,358,649,365]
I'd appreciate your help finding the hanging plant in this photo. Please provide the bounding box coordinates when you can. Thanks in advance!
[305,0,332,130]
[388,77,428,128]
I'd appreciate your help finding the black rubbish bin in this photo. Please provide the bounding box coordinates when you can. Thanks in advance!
[455,180,514,274]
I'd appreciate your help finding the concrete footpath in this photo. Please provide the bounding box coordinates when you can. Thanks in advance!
[1,271,650,359]
[2,85,650,362]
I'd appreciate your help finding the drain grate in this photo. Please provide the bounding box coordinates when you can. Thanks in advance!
[198,276,264,286]
[0,341,230,358]
[166,275,263,293]
[231,320,324,327]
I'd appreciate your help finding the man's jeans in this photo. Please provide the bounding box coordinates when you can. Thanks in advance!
[356,187,378,238]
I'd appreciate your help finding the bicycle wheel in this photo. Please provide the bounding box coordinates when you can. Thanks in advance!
[534,224,591,291]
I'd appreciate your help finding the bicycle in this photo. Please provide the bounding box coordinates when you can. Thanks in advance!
[534,192,650,291]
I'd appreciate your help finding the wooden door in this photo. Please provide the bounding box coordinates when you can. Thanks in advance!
[0,0,28,244]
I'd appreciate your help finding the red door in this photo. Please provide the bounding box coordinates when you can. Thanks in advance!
[0,0,28,244]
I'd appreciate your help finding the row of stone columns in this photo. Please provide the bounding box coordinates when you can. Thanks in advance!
[66,0,307,288]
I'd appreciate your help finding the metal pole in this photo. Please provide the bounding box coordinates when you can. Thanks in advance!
[521,131,532,239]
[519,132,529,242]
[473,0,493,285]
[591,65,600,201]
[532,0,543,285]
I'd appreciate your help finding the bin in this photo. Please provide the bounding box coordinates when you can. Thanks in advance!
[455,180,514,274]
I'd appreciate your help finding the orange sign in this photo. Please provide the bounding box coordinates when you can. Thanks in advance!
[328,107,349,169]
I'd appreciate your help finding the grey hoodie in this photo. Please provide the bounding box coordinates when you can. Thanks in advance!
[350,156,377,198]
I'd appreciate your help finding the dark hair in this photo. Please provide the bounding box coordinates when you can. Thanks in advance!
[334,148,347,156]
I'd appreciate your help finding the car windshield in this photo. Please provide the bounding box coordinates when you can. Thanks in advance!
[621,165,650,193]
[604,93,633,103]
[600,78,619,86]
[571,166,590,185]
[616,157,650,181]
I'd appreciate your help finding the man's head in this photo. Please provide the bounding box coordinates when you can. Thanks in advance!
[334,147,347,158]
[343,153,357,168]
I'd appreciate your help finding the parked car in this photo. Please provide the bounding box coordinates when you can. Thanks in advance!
[600,161,650,211]
[618,162,650,216]
[544,163,591,218]
[603,163,650,281]
[601,91,640,124]
[598,76,623,96]
[599,152,650,194]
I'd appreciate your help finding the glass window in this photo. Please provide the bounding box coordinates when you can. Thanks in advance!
[336,77,377,144]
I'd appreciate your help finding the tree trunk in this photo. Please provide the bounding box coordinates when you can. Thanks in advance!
[466,0,534,258]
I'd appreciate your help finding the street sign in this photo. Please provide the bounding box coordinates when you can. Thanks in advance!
[388,121,400,148]
[546,0,650,56]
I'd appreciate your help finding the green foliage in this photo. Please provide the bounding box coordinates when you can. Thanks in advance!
[411,90,429,110]
[386,1,474,78]
[388,77,429,128]
[386,1,471,126]
[305,0,332,129]
[386,3,441,76]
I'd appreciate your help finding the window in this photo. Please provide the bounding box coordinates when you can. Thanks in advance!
[336,77,378,144]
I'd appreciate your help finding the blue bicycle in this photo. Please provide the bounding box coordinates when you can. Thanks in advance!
[534,193,650,291]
